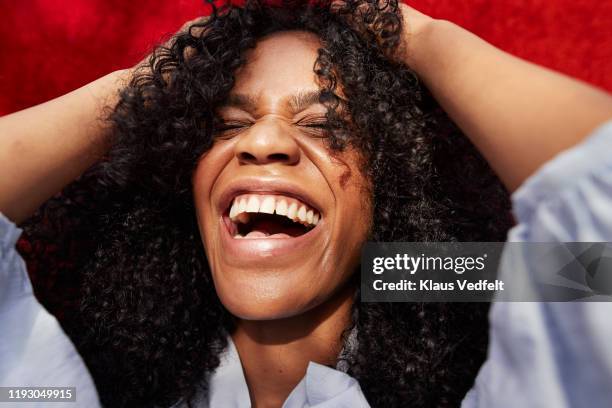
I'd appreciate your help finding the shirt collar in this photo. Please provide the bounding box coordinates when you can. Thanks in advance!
[204,335,370,408]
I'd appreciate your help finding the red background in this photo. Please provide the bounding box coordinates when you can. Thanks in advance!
[0,0,611,116]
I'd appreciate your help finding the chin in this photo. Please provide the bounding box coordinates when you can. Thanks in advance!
[213,272,320,321]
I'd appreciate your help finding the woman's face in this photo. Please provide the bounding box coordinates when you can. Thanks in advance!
[192,30,372,320]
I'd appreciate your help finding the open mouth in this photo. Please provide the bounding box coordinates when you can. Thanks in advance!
[225,194,321,239]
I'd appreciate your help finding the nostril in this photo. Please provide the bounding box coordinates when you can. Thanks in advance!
[238,152,257,162]
[268,153,290,162]
[238,152,293,163]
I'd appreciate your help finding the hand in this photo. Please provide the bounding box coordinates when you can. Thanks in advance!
[129,16,210,84]
[329,0,434,64]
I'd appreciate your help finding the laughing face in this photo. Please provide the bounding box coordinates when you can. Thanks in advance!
[192,30,372,320]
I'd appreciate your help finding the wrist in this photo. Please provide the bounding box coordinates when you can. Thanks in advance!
[398,4,441,71]
[89,69,131,110]
[109,68,132,90]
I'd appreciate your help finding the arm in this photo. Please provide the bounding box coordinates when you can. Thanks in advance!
[0,69,128,224]
[0,69,127,404]
[399,4,612,191]
[462,121,612,408]
[0,14,207,225]
[395,6,612,406]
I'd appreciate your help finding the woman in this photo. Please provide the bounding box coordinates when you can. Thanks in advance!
[1,1,611,407]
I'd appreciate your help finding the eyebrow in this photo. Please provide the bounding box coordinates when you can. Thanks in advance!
[221,90,324,114]
[223,93,260,111]
[287,90,323,113]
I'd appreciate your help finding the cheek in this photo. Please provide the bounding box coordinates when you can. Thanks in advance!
[192,143,235,247]
[325,159,373,278]
[192,163,213,240]
[336,191,372,270]
[192,141,234,210]
[192,166,207,212]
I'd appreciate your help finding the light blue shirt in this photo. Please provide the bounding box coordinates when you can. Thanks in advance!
[1,120,612,407]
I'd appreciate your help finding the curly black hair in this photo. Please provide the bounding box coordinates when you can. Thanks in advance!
[20,1,512,407]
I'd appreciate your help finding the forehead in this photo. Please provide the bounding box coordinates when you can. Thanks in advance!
[231,30,322,100]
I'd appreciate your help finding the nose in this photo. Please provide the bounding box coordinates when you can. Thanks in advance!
[234,119,300,165]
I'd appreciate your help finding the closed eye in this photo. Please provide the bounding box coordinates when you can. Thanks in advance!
[296,117,330,137]
[214,121,251,138]
[217,121,250,130]
[301,122,327,128]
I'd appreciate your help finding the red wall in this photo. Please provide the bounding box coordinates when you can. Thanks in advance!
[1,0,611,115]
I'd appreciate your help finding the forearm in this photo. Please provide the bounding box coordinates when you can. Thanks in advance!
[402,11,612,191]
[0,69,128,224]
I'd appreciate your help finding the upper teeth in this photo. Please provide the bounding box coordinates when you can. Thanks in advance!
[229,194,320,226]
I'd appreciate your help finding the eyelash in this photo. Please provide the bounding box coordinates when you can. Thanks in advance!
[298,122,329,138]
[216,121,249,130]
[213,119,329,138]
[299,121,328,128]
[213,122,249,139]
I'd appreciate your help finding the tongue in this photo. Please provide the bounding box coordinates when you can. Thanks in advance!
[244,230,268,238]
[244,230,291,239]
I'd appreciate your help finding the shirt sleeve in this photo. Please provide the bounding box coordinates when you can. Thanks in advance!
[0,212,100,408]
[462,120,612,408]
